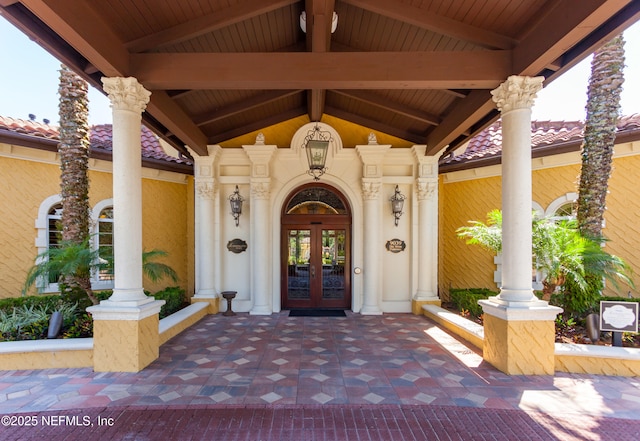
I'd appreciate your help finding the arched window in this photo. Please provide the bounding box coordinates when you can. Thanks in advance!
[97,207,114,282]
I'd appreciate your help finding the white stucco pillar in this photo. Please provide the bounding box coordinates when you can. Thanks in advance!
[412,146,440,304]
[479,76,562,375]
[357,145,390,315]
[490,75,546,306]
[193,147,220,300]
[99,77,155,306]
[243,145,277,315]
[87,77,163,372]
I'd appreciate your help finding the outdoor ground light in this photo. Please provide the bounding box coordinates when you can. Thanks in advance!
[302,123,330,180]
[390,185,405,226]
[229,185,244,227]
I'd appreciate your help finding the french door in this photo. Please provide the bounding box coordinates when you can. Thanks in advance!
[283,224,350,309]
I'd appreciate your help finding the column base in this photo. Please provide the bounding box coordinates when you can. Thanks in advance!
[479,299,562,375]
[88,300,164,372]
[360,305,383,315]
[250,305,272,316]
[191,294,220,314]
[412,298,441,315]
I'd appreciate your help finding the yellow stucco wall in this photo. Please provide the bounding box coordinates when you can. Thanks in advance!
[440,149,640,299]
[0,145,193,299]
[439,175,501,301]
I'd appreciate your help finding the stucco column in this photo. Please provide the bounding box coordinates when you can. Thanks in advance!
[191,146,221,314]
[88,77,164,372]
[479,75,562,375]
[243,145,277,315]
[357,145,390,315]
[412,146,440,313]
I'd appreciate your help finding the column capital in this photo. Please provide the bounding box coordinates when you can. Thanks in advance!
[362,178,382,200]
[416,178,437,201]
[251,178,271,200]
[491,75,544,114]
[196,180,216,200]
[102,77,151,113]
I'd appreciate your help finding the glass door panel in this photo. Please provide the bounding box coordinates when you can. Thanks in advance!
[287,230,311,301]
[321,229,346,302]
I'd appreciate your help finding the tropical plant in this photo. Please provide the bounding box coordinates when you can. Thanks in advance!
[57,64,92,299]
[23,240,101,305]
[23,240,179,305]
[457,210,633,305]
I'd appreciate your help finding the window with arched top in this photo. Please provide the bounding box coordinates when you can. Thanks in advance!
[97,207,114,282]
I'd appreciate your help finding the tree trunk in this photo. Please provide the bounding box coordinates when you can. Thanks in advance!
[58,65,95,304]
[576,35,625,239]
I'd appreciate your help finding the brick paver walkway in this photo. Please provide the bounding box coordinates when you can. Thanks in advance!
[1,312,639,440]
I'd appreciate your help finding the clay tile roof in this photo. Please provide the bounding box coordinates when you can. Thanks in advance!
[0,115,59,139]
[440,114,640,170]
[0,116,192,166]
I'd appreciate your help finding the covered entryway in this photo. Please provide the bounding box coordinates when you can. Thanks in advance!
[281,184,351,310]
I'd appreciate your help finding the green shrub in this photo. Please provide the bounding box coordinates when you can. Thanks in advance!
[0,302,78,341]
[450,288,496,318]
[62,313,93,338]
[154,286,186,318]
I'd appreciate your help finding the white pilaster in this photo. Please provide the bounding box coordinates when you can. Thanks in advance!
[243,145,277,315]
[356,145,390,315]
[193,146,221,300]
[412,146,439,301]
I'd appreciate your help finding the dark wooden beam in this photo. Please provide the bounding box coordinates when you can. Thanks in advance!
[424,90,495,155]
[125,0,298,53]
[130,51,511,89]
[22,0,129,76]
[208,107,307,145]
[194,90,303,126]
[325,106,426,145]
[332,90,441,126]
[342,0,516,50]
[513,0,633,76]
[305,0,335,121]
[146,91,209,156]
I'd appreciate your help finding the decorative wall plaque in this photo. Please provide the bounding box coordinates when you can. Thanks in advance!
[385,239,406,253]
[227,238,248,254]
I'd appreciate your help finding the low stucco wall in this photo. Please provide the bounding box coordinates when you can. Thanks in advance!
[0,338,93,370]
[0,302,210,371]
[421,304,640,377]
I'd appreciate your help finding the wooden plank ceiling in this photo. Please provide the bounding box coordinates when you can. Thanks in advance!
[1,0,639,158]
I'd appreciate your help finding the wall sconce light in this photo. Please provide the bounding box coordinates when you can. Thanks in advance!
[229,185,244,227]
[390,185,405,226]
[302,123,330,180]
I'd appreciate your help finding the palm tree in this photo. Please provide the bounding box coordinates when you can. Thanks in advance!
[576,35,625,239]
[58,65,92,301]
[457,211,632,304]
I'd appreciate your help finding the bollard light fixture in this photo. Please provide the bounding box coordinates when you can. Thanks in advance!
[302,123,330,180]
[390,185,405,226]
[229,185,244,227]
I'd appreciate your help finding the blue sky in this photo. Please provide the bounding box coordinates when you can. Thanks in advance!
[1,16,639,126]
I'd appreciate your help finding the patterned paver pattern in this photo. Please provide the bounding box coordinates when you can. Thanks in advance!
[1,312,639,440]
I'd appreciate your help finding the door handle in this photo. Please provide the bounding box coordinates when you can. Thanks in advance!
[310,265,315,278]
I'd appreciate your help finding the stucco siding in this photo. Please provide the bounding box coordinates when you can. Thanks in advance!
[0,145,193,298]
[439,175,501,300]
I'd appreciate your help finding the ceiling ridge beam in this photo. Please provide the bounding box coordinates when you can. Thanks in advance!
[194,90,303,126]
[131,51,511,89]
[341,0,516,50]
[126,0,298,53]
[305,0,335,121]
[332,90,441,126]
